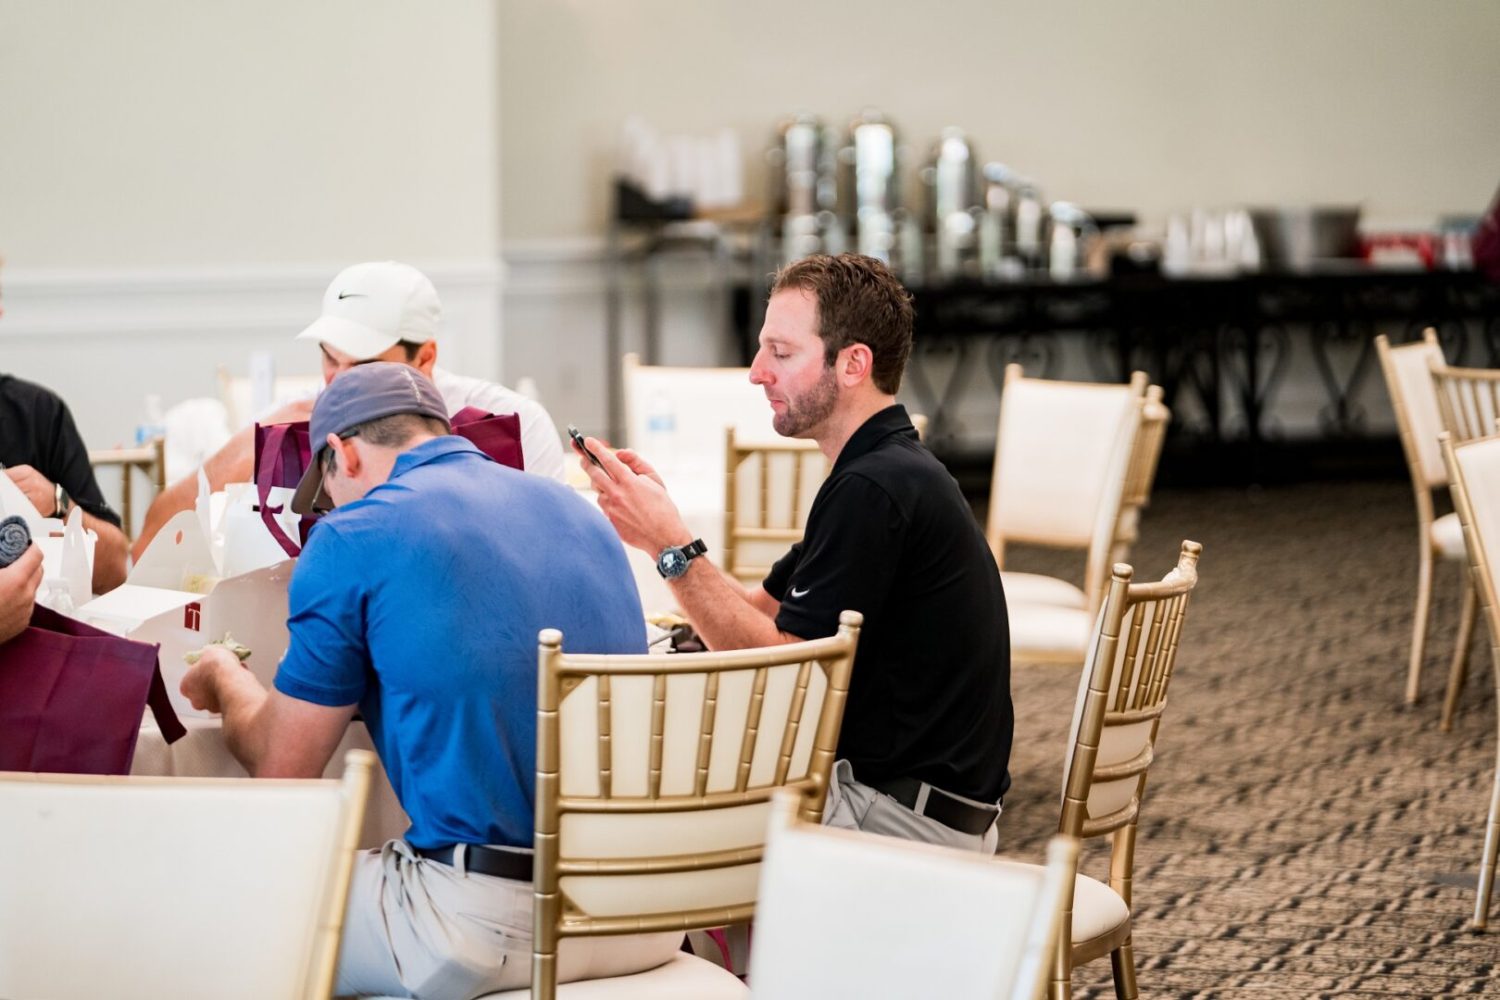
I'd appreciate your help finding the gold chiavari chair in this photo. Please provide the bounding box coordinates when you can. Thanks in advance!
[88,435,166,541]
[989,364,1148,665]
[723,429,827,587]
[1109,385,1171,569]
[1428,351,1500,728]
[0,750,373,1000]
[749,789,1078,1000]
[521,613,861,1000]
[1440,428,1500,928]
[1376,330,1471,715]
[722,416,929,589]
[992,541,1202,999]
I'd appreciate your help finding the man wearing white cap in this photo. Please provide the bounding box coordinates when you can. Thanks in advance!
[133,261,565,558]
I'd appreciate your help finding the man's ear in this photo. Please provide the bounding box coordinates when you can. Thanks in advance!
[839,343,874,387]
[328,434,362,478]
[415,340,438,377]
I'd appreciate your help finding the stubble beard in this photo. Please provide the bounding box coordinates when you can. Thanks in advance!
[773,364,839,438]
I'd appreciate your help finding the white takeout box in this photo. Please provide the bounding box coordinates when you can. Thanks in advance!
[0,472,95,613]
[76,476,300,719]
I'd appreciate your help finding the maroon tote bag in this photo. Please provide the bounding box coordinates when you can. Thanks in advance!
[0,605,184,775]
[254,408,524,557]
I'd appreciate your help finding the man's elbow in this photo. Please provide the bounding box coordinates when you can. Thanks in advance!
[92,526,129,593]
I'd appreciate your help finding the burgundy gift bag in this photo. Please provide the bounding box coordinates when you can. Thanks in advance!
[450,406,525,472]
[253,409,524,557]
[254,420,316,558]
[0,605,185,775]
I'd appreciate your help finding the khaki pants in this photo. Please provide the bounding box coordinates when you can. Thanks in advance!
[336,840,684,999]
[822,759,1001,853]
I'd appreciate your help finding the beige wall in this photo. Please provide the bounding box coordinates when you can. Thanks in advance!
[500,0,1500,241]
[0,0,500,268]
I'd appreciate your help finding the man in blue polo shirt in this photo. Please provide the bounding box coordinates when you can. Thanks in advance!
[179,363,680,999]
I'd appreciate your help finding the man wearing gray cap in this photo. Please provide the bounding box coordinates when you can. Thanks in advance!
[178,363,679,998]
[132,260,566,559]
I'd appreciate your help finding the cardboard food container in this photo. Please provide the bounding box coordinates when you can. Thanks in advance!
[76,477,299,719]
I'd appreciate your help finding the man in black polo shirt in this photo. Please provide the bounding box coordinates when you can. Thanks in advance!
[580,253,1012,851]
[0,374,128,593]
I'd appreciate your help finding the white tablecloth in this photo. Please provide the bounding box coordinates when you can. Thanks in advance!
[133,714,410,850]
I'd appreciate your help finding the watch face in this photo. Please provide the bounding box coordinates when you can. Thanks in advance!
[658,548,688,578]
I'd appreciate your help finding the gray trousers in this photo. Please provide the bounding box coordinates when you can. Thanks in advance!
[335,839,683,999]
[822,759,1001,853]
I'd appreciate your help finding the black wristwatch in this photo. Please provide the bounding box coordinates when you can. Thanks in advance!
[655,539,707,579]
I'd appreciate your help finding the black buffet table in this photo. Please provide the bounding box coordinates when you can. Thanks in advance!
[734,267,1500,487]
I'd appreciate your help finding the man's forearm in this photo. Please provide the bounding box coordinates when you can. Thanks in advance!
[84,515,127,593]
[670,558,797,651]
[212,660,274,775]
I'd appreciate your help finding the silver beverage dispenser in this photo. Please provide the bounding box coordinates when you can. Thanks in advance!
[922,127,982,280]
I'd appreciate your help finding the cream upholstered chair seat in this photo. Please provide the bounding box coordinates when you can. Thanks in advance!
[985,863,1131,968]
[1066,873,1133,962]
[1010,604,1094,664]
[1003,571,1089,610]
[1432,511,1466,558]
[461,953,745,999]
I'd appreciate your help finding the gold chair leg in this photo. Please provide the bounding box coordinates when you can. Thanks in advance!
[1050,917,1073,1000]
[1110,938,1139,1000]
[1443,578,1478,732]
[1407,543,1435,705]
[1110,941,1140,995]
[1477,748,1500,930]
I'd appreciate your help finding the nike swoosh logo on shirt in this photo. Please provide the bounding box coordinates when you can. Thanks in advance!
[790,586,810,599]
[337,291,366,300]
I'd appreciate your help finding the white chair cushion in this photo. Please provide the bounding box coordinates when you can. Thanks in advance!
[1070,872,1131,952]
[475,952,747,999]
[987,863,1129,956]
[1431,511,1467,560]
[1009,603,1093,662]
[1001,571,1088,610]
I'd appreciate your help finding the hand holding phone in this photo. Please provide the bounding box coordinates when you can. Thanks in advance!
[568,426,610,477]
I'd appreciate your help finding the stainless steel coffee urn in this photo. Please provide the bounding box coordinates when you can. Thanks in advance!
[922,128,982,280]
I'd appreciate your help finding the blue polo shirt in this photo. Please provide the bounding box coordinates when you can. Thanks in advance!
[274,436,645,850]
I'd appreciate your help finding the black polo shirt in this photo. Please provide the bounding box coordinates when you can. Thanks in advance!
[0,374,121,526]
[763,404,1012,803]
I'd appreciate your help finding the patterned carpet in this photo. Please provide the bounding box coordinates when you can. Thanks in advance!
[997,479,1500,999]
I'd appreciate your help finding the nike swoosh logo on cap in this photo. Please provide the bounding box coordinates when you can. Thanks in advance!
[790,586,810,598]
[337,291,366,300]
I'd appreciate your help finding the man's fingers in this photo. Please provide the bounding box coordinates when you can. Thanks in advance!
[586,437,633,480]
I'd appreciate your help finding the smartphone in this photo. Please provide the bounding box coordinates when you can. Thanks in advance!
[568,425,607,472]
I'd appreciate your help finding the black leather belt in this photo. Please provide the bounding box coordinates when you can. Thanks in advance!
[867,776,1000,836]
[414,843,533,881]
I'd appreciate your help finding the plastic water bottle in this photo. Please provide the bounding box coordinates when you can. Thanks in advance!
[644,390,677,472]
[135,393,166,446]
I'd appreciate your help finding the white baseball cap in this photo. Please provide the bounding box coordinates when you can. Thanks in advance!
[296,261,442,360]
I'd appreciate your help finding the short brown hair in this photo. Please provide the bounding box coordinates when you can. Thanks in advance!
[770,253,913,395]
[321,412,450,475]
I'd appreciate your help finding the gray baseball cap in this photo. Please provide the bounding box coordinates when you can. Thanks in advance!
[291,362,450,515]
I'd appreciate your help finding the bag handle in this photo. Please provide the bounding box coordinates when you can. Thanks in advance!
[146,659,186,744]
[256,423,303,558]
